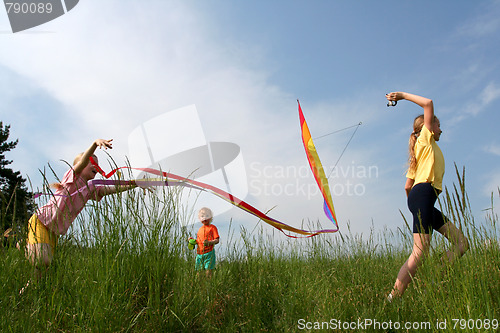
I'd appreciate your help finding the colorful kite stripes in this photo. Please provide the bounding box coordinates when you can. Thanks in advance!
[298,100,338,230]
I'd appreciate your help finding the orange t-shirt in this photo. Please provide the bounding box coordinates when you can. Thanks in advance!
[196,224,219,255]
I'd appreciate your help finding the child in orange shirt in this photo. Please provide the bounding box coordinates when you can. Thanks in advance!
[192,207,219,277]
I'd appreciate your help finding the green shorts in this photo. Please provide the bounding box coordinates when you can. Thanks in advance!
[195,250,216,271]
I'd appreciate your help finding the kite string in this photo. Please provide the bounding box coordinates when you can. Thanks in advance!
[313,122,362,140]
[327,122,362,179]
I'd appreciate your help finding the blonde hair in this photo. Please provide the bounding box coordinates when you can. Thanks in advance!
[198,207,213,218]
[408,114,437,172]
[50,153,95,190]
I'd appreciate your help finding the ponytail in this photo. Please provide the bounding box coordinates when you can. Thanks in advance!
[50,182,64,191]
[408,114,440,172]
[408,115,424,173]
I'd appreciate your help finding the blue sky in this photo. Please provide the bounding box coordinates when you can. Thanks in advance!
[1,1,499,245]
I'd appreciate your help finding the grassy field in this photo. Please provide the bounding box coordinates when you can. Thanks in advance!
[1,170,499,332]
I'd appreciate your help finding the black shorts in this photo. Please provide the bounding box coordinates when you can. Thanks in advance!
[407,182,449,234]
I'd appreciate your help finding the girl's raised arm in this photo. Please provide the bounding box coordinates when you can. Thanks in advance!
[74,139,113,174]
[386,92,434,130]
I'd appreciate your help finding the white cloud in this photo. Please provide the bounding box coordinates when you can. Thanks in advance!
[481,82,500,105]
[456,1,500,38]
[0,1,382,234]
[450,81,500,123]
[484,142,500,156]
[482,170,500,197]
[0,2,276,168]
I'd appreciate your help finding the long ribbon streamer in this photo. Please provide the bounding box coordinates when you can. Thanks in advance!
[88,159,336,238]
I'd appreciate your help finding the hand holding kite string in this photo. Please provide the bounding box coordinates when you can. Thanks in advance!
[386,92,400,107]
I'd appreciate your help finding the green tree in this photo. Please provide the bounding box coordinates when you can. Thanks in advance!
[0,122,34,246]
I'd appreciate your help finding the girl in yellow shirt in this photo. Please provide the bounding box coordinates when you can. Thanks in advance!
[386,92,469,300]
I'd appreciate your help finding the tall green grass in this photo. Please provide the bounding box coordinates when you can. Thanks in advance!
[0,167,498,332]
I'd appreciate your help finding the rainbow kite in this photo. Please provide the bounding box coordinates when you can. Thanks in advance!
[298,100,338,230]
[37,102,339,237]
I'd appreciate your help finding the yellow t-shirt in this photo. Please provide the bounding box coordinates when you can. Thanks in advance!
[406,125,445,191]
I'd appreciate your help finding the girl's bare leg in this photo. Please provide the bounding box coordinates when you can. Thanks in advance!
[437,222,469,262]
[20,243,53,294]
[390,233,431,298]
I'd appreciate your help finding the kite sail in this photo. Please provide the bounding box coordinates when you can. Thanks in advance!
[298,100,338,231]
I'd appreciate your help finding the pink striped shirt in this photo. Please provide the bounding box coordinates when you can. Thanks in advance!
[37,168,105,236]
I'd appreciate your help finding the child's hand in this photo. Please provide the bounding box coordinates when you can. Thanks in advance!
[386,92,407,102]
[95,139,113,150]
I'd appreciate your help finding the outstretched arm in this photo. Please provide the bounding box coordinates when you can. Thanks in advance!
[74,139,113,174]
[386,92,434,130]
[98,181,137,197]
